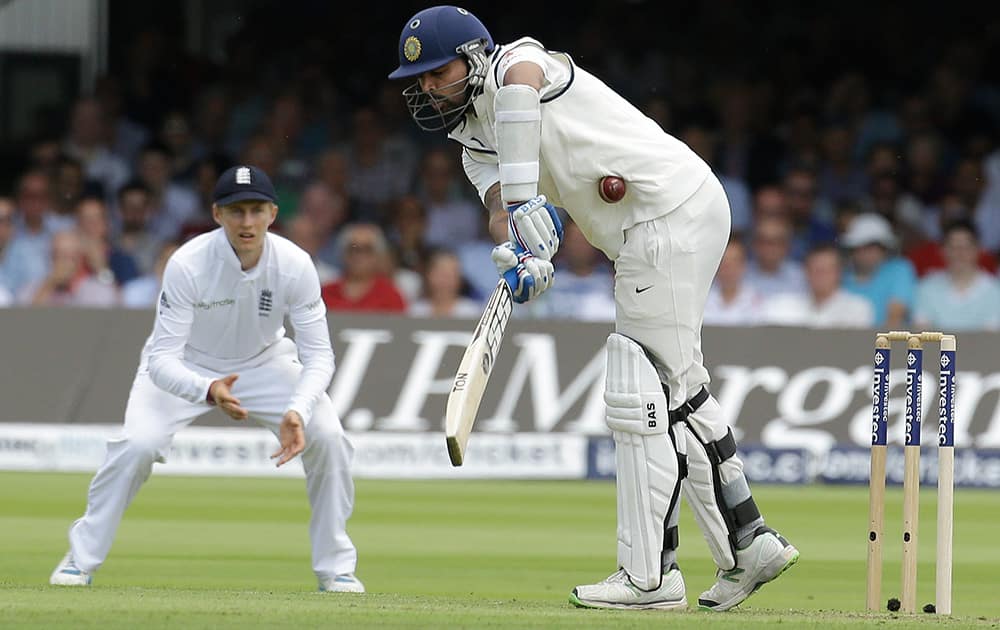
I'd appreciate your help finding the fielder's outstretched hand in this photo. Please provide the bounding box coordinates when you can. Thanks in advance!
[209,374,249,420]
[272,411,306,467]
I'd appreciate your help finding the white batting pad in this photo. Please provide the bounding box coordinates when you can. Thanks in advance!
[680,397,739,570]
[605,333,679,590]
[494,84,541,203]
[682,423,737,570]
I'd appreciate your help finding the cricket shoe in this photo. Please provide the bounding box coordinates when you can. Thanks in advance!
[50,551,92,586]
[698,528,799,612]
[569,566,687,610]
[318,574,365,593]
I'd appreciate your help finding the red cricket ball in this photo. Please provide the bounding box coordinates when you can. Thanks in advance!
[599,176,626,203]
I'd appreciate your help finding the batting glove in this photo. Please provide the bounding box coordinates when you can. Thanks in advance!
[491,241,554,303]
[507,195,563,261]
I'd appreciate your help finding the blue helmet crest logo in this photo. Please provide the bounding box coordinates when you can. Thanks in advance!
[404,36,422,62]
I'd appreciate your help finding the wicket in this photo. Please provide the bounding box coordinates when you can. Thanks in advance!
[867,331,956,615]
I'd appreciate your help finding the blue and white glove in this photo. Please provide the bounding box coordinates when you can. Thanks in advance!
[507,195,564,262]
[491,241,554,304]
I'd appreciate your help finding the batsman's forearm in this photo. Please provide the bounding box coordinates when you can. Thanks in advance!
[485,183,508,244]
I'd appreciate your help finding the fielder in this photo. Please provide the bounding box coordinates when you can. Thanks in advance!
[389,6,798,611]
[50,165,363,593]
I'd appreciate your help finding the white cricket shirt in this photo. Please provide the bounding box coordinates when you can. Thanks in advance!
[454,37,712,259]
[141,228,334,423]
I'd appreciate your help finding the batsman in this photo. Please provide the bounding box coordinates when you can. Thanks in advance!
[389,6,799,611]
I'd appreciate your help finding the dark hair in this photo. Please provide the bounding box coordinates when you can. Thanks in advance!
[198,152,232,176]
[941,218,978,243]
[53,153,83,171]
[805,242,841,262]
[803,242,841,263]
[117,179,151,201]
[138,141,172,158]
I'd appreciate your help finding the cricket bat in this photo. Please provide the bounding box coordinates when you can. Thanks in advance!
[445,280,513,466]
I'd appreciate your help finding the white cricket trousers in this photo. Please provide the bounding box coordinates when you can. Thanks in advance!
[614,173,730,411]
[614,173,754,569]
[67,338,358,581]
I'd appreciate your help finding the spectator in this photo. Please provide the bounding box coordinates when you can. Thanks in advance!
[858,170,925,250]
[159,111,203,183]
[191,85,232,159]
[408,249,481,318]
[456,210,501,301]
[680,123,753,234]
[903,132,948,206]
[704,237,763,326]
[978,142,1000,253]
[752,185,789,221]
[114,181,162,276]
[62,97,131,201]
[121,241,180,308]
[0,171,66,294]
[744,216,807,299]
[94,75,150,165]
[286,214,338,284]
[905,192,998,276]
[376,79,425,158]
[781,166,838,260]
[530,221,615,321]
[386,195,430,276]
[342,108,414,222]
[826,74,901,161]
[762,244,874,328]
[782,98,823,173]
[841,213,918,328]
[320,223,406,313]
[51,154,102,222]
[714,79,783,189]
[295,181,349,268]
[947,156,1000,255]
[75,197,139,286]
[138,143,200,242]
[313,149,360,220]
[817,123,868,205]
[18,230,117,307]
[0,197,14,304]
[29,138,63,175]
[262,92,313,197]
[913,221,1000,332]
[419,148,482,247]
[179,154,231,239]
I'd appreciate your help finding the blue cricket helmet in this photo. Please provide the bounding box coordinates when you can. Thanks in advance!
[388,6,494,80]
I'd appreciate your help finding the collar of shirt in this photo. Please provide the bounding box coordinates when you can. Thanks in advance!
[212,228,270,280]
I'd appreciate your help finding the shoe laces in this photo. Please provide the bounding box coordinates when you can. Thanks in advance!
[61,555,83,574]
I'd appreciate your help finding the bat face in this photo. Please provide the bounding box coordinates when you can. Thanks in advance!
[444,281,513,466]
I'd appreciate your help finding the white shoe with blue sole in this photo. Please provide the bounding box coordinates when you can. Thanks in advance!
[50,552,92,586]
[318,574,365,593]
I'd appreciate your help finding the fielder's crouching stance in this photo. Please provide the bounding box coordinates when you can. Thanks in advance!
[50,165,363,593]
[389,6,797,611]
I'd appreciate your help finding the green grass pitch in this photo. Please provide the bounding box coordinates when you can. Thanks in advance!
[1,471,998,628]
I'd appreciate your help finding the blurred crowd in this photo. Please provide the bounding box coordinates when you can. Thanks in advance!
[0,4,998,332]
